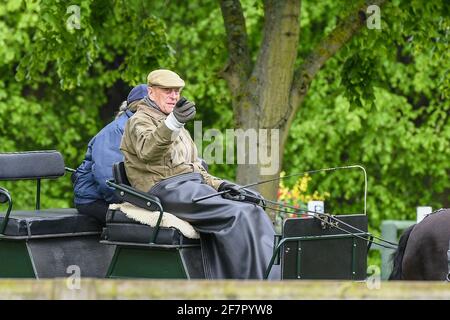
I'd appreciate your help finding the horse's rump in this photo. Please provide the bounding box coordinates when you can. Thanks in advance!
[400,209,450,280]
[389,224,415,280]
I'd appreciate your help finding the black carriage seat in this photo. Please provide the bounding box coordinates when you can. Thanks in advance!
[0,151,101,238]
[0,209,100,238]
[103,162,199,246]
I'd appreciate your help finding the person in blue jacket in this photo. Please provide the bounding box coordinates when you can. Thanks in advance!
[73,84,147,224]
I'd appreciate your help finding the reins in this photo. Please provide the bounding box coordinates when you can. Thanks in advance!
[245,194,397,250]
[192,164,398,250]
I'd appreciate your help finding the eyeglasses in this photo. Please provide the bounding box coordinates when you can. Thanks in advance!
[154,87,181,95]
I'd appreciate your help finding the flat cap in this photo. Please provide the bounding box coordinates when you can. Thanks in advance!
[147,69,185,88]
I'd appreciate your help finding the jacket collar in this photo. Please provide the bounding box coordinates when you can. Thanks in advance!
[137,102,167,121]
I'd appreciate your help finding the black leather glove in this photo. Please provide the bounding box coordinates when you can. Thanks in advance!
[243,188,267,208]
[218,182,246,201]
[173,97,196,123]
[218,181,265,206]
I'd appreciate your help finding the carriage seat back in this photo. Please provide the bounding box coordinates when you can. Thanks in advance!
[113,161,131,186]
[0,150,65,181]
[111,162,161,212]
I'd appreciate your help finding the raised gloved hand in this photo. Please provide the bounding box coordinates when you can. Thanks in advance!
[173,97,196,123]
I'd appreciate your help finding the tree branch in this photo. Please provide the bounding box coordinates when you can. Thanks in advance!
[287,0,388,129]
[219,0,251,94]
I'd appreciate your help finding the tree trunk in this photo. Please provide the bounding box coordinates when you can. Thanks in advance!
[220,0,387,220]
[234,0,301,207]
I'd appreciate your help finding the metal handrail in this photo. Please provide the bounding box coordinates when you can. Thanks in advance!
[106,179,164,244]
[0,188,13,235]
[0,166,84,235]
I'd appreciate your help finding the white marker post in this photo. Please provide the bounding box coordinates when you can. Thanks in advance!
[308,201,324,215]
[416,206,432,223]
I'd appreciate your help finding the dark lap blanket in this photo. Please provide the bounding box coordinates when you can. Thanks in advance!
[149,173,279,279]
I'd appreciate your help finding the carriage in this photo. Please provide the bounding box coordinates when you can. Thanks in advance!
[0,150,369,280]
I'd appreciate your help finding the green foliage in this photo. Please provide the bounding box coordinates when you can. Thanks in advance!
[341,51,379,108]
[284,0,449,235]
[15,0,172,88]
[0,0,170,209]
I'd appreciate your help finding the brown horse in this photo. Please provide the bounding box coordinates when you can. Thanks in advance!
[389,208,450,280]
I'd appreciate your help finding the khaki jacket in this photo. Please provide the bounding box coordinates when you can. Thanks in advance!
[120,103,223,192]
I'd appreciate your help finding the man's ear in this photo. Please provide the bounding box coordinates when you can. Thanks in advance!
[147,87,153,99]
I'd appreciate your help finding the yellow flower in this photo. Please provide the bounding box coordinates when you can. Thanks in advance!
[277,173,331,216]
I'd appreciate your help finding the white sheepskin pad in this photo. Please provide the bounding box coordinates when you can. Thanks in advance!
[109,203,200,239]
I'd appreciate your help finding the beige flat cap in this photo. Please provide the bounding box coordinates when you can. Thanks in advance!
[147,69,185,88]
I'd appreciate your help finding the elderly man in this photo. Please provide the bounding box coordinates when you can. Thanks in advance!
[120,69,278,279]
